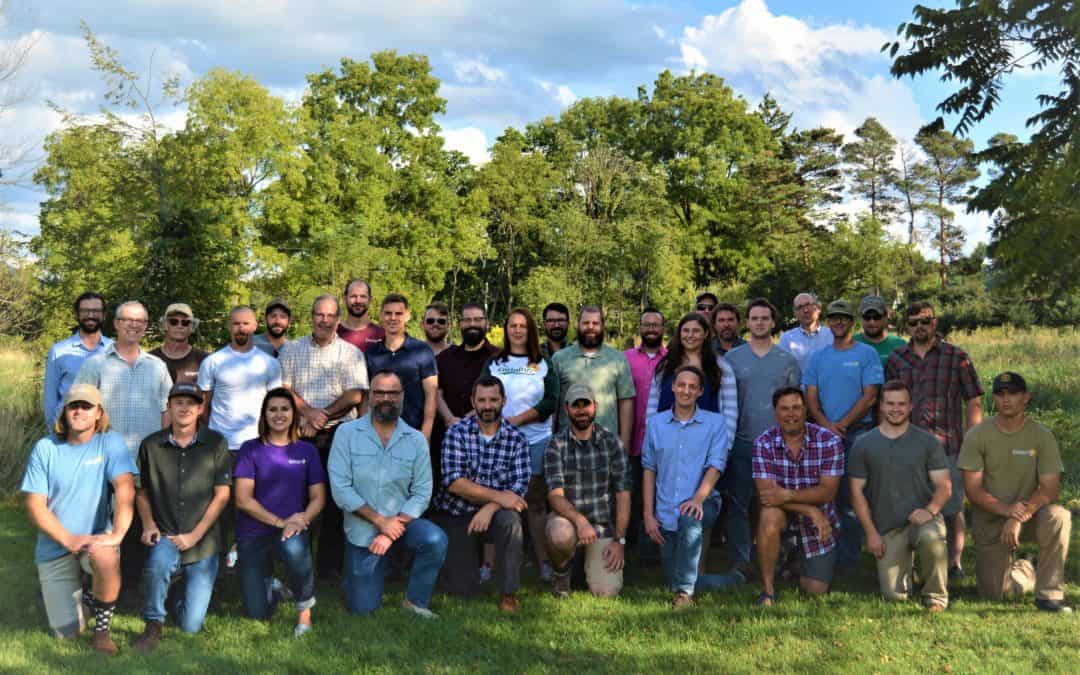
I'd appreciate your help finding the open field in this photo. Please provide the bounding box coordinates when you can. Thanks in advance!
[0,327,1078,673]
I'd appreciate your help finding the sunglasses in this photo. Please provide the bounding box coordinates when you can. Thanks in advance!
[167,317,192,327]
[425,317,448,326]
[66,401,96,411]
[862,313,883,321]
[695,303,716,312]
[907,317,935,328]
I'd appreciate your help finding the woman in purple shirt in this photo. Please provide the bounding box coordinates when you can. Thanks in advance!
[234,388,327,637]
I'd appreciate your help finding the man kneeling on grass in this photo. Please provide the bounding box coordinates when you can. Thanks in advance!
[848,380,951,611]
[22,384,135,655]
[134,383,232,651]
[752,387,843,606]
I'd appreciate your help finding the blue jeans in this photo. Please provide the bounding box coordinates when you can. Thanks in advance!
[528,439,548,477]
[343,519,447,615]
[721,437,755,568]
[142,537,219,633]
[836,426,871,569]
[237,532,316,619]
[661,495,733,595]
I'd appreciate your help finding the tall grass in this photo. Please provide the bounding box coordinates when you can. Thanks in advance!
[0,347,43,494]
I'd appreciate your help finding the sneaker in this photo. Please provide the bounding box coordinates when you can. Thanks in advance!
[1035,598,1073,613]
[672,592,694,610]
[294,622,313,638]
[552,569,571,599]
[402,599,439,619]
[479,563,492,584]
[539,560,554,583]
[948,565,965,581]
[134,620,163,654]
[91,630,119,656]
[225,548,239,573]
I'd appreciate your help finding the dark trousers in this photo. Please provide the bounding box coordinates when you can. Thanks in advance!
[121,516,146,589]
[434,510,523,596]
[313,427,344,578]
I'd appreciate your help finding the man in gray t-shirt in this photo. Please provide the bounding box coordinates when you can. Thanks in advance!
[848,381,952,610]
[721,299,801,576]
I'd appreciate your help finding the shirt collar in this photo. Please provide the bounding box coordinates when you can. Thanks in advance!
[664,407,704,425]
[167,429,205,449]
[357,413,411,450]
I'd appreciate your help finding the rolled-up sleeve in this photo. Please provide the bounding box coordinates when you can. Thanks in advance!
[508,435,531,497]
[544,437,565,491]
[707,419,730,474]
[327,428,366,514]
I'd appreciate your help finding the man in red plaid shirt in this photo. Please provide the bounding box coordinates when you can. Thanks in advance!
[753,387,844,606]
[886,301,983,579]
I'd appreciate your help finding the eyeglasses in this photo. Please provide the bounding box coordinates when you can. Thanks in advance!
[907,317,935,328]
[861,313,883,321]
[695,303,715,312]
[116,317,148,326]
[312,313,338,321]
[371,389,403,399]
[167,317,192,327]
[543,317,568,324]
[425,317,448,326]
[77,308,104,316]
[795,303,817,312]
[460,317,486,325]
[640,322,664,330]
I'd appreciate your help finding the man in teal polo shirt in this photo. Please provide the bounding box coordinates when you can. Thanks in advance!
[854,295,906,367]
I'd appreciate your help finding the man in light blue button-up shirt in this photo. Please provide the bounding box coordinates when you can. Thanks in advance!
[328,370,447,617]
[642,364,732,608]
[43,292,113,427]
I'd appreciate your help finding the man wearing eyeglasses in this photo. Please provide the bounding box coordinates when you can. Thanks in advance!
[853,296,906,368]
[43,292,113,428]
[150,303,208,385]
[421,302,453,357]
[779,292,833,371]
[886,301,983,580]
[540,302,570,359]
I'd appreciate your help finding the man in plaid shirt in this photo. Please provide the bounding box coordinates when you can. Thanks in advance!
[545,383,632,599]
[753,386,844,606]
[886,301,983,579]
[434,376,529,613]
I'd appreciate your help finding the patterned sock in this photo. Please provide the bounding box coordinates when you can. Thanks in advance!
[93,601,116,633]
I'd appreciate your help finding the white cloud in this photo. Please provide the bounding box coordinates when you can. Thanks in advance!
[442,126,490,165]
[448,53,506,84]
[535,79,577,108]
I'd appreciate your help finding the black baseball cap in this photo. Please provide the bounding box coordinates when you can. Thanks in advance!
[991,372,1027,394]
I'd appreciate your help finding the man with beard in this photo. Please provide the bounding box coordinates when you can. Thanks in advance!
[253,299,292,358]
[540,302,570,359]
[624,309,666,558]
[337,279,385,352]
[44,292,113,428]
[779,292,832,371]
[854,295,905,368]
[150,303,208,385]
[545,383,631,598]
[711,303,747,356]
[886,301,983,580]
[328,370,448,618]
[552,305,635,451]
[279,295,369,580]
[849,381,952,611]
[365,294,439,441]
[434,303,500,494]
[198,307,283,452]
[433,376,529,612]
[722,298,801,581]
[803,300,883,570]
[422,302,452,357]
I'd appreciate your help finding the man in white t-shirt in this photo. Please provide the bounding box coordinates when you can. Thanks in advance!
[198,306,283,450]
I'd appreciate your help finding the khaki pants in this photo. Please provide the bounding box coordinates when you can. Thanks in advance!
[876,517,948,607]
[545,514,623,595]
[37,552,95,638]
[973,504,1072,601]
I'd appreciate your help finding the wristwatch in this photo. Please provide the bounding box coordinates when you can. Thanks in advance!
[616,537,626,545]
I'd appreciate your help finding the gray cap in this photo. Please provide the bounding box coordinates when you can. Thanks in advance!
[564,383,595,404]
[825,300,856,319]
[859,295,887,315]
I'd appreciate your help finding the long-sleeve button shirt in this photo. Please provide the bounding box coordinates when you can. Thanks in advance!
[544,425,631,539]
[43,332,113,426]
[328,415,433,548]
[435,416,530,516]
[752,423,843,558]
[641,408,730,531]
[779,325,833,372]
[646,355,738,448]
[624,345,667,457]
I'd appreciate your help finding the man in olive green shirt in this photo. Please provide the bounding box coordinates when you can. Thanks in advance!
[959,372,1071,612]
[552,305,636,451]
[849,380,952,610]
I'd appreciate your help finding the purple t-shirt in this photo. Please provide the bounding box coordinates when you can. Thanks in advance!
[233,438,327,541]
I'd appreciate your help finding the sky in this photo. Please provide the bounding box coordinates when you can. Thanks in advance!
[0,0,1060,252]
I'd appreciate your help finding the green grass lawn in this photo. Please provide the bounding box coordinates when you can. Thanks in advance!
[1,328,1079,673]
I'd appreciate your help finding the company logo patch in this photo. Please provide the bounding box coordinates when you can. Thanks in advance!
[288,459,307,465]
[83,455,104,466]
[1011,448,1037,457]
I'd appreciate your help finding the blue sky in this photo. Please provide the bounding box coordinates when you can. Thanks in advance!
[0,0,1059,250]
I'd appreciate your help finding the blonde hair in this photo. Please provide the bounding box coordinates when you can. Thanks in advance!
[54,404,111,439]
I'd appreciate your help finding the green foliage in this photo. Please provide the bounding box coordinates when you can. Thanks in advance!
[913,128,979,287]
[842,117,899,224]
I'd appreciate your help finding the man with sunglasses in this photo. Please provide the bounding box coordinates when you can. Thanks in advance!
[694,292,719,328]
[779,292,833,371]
[44,291,113,428]
[886,301,983,580]
[853,296,905,368]
[150,303,207,385]
[421,302,453,357]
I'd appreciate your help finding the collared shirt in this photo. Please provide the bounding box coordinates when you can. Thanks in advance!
[364,335,438,432]
[552,343,636,437]
[43,332,113,426]
[327,415,433,548]
[778,325,833,372]
[624,344,667,456]
[75,345,173,456]
[278,334,369,428]
[435,416,530,516]
[540,341,564,361]
[646,356,738,447]
[137,428,232,564]
[252,333,289,358]
[886,337,983,456]
[641,408,730,531]
[544,425,631,538]
[752,423,843,558]
[711,336,747,356]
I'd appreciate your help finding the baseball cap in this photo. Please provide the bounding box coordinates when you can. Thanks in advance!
[825,300,855,319]
[859,295,887,316]
[63,383,102,407]
[164,302,194,317]
[265,298,291,317]
[564,383,595,405]
[991,372,1028,394]
[168,382,205,403]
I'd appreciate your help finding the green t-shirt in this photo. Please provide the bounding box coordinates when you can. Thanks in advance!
[853,333,907,368]
[848,425,948,534]
[551,343,636,438]
[958,417,1064,529]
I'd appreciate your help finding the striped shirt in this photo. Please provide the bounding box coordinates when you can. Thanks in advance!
[436,416,530,516]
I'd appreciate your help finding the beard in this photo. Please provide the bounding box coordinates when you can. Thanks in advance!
[347,303,368,319]
[78,317,101,334]
[372,401,402,424]
[570,414,594,431]
[640,333,663,349]
[461,327,485,347]
[476,407,502,424]
[578,332,603,349]
[546,327,567,342]
[233,333,251,346]
[267,323,288,339]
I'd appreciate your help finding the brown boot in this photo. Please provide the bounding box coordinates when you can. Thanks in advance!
[672,592,694,610]
[134,620,163,653]
[91,630,119,656]
[498,593,521,614]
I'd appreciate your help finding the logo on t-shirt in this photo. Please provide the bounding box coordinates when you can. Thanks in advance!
[83,454,104,466]
[1011,448,1037,458]
[288,459,307,465]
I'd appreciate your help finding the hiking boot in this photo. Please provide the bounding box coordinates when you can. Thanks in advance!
[1035,598,1073,613]
[134,620,163,653]
[91,630,119,656]
[498,593,522,614]
[672,592,694,610]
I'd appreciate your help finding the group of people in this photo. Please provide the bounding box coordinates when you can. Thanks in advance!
[25,285,1072,655]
